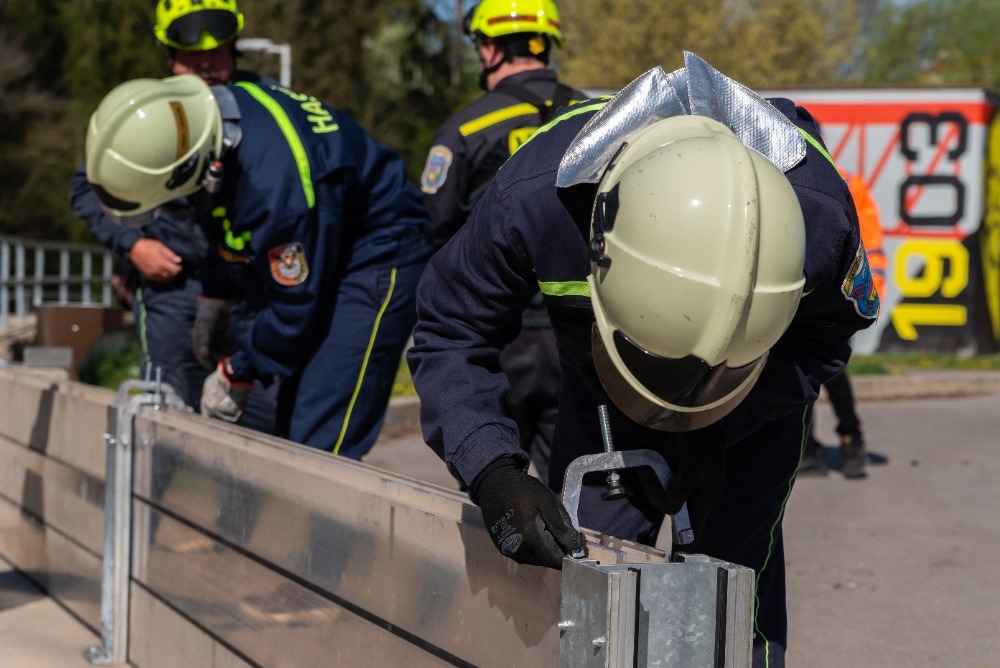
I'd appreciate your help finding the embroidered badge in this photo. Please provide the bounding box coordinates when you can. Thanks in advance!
[421,145,453,194]
[842,243,880,319]
[268,242,309,286]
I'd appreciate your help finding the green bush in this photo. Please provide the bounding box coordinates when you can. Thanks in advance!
[77,332,141,389]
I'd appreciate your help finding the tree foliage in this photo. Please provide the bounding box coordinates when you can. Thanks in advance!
[556,0,875,91]
[2,0,997,244]
[864,0,1000,90]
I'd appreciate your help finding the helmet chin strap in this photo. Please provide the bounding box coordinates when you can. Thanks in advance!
[478,52,509,91]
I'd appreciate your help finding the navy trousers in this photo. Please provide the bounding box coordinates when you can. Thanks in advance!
[133,274,208,410]
[276,236,431,460]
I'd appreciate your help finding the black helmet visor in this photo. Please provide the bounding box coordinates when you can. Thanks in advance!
[591,325,765,431]
[166,9,240,47]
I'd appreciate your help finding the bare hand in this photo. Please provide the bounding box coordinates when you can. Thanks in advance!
[129,238,183,283]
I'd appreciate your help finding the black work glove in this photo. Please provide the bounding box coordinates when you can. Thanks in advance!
[639,425,728,533]
[470,457,586,570]
[192,295,234,371]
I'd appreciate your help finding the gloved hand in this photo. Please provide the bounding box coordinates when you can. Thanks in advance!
[639,425,728,531]
[470,457,585,569]
[192,295,234,371]
[200,358,253,423]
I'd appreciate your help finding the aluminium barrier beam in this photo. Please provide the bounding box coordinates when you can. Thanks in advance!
[32,375,755,666]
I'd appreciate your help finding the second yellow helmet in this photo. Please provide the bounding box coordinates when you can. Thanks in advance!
[465,0,564,48]
[154,0,245,51]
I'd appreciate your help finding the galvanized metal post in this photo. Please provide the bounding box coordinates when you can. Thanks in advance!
[1,240,9,331]
[86,379,184,665]
[101,250,113,306]
[558,556,754,667]
[33,246,44,307]
[59,249,69,304]
[82,252,93,304]
[14,242,25,322]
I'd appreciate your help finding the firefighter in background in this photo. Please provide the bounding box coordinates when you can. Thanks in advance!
[421,0,586,483]
[800,167,886,478]
[407,55,878,666]
[69,0,278,434]
[84,74,433,461]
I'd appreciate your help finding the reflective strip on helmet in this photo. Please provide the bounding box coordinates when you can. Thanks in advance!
[513,99,609,155]
[460,103,540,137]
[538,279,590,297]
[488,14,539,26]
[235,82,316,209]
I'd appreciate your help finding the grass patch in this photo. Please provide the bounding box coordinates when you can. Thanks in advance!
[847,353,1000,376]
[392,355,416,397]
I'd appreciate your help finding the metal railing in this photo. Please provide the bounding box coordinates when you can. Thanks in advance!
[0,235,115,331]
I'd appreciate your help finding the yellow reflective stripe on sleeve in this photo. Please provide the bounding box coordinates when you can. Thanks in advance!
[538,279,590,297]
[459,103,541,137]
[214,206,251,251]
[136,283,150,367]
[235,82,316,209]
[513,99,610,155]
[797,127,836,169]
[332,266,397,456]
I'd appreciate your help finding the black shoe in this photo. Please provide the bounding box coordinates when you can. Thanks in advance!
[798,440,828,477]
[840,434,867,479]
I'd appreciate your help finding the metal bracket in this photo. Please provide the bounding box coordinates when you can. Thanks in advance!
[560,448,695,548]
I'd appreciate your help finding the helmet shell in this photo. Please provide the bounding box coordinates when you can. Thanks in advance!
[467,0,564,48]
[86,74,223,217]
[154,0,245,51]
[588,115,806,430]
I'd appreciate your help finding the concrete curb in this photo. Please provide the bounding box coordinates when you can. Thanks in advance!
[844,369,1000,402]
[383,370,1000,433]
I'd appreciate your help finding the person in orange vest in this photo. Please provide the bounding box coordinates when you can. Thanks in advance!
[799,167,885,478]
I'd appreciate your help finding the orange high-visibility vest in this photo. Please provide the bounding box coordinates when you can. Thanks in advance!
[841,168,886,298]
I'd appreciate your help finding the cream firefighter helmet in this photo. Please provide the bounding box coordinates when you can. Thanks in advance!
[86,74,223,217]
[588,115,806,431]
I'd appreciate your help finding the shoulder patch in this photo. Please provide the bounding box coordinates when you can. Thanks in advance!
[842,243,880,319]
[421,145,453,194]
[268,242,309,286]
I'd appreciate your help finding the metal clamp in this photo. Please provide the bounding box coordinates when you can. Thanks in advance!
[561,423,694,550]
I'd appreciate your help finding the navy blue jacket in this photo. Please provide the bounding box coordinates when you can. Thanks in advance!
[207,82,431,381]
[407,98,878,487]
[421,68,585,251]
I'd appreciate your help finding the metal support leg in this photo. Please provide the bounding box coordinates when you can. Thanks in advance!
[559,556,754,667]
[85,378,185,665]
